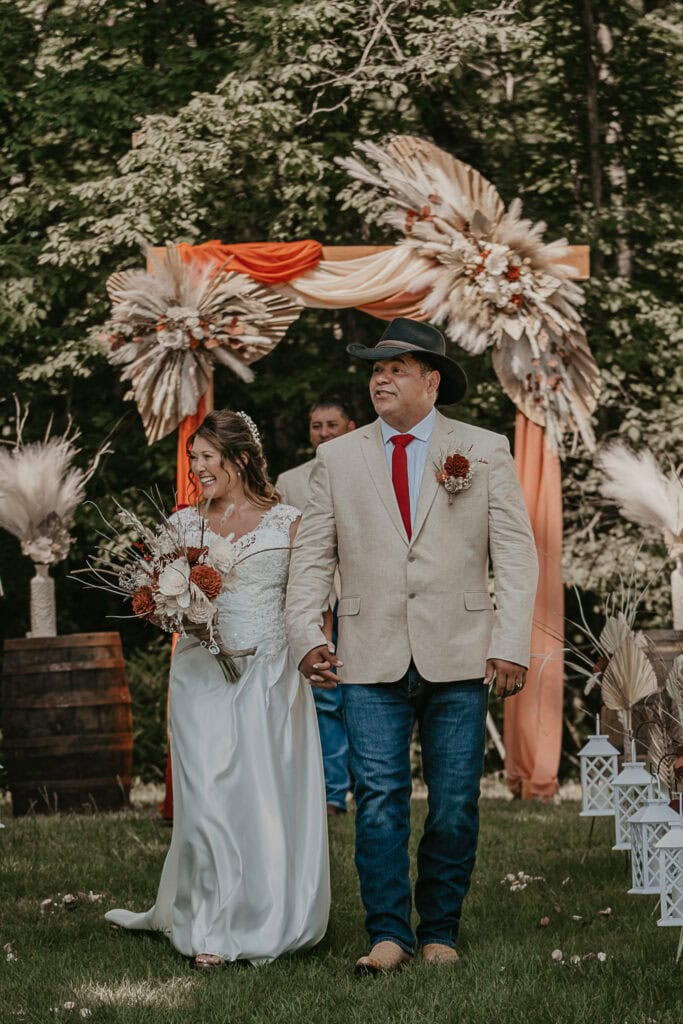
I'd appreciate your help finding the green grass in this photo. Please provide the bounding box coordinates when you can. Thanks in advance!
[0,801,681,1024]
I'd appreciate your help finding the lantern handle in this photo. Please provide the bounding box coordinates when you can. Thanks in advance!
[633,716,657,741]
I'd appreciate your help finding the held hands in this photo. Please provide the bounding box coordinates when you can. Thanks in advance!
[485,658,527,699]
[299,643,343,689]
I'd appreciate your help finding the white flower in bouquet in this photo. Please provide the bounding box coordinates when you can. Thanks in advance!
[185,590,215,624]
[208,534,239,578]
[157,557,192,607]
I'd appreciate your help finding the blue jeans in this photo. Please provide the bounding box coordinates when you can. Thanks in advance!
[342,665,488,954]
[313,683,350,810]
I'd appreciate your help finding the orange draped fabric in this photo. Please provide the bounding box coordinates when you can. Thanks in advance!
[504,412,564,799]
[175,393,210,504]
[176,239,322,284]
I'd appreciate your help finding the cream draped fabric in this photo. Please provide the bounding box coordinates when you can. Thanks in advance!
[274,246,431,308]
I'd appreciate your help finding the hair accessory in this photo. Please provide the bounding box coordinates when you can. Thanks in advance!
[235,410,261,448]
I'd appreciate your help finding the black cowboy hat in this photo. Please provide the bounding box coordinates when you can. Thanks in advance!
[346,318,467,405]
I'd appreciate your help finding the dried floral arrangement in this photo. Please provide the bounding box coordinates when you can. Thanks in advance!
[0,403,111,636]
[338,135,601,451]
[104,244,302,443]
[596,441,683,627]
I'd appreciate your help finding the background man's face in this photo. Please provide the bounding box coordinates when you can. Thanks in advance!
[309,405,355,450]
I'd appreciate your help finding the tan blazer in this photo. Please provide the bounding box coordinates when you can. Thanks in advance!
[285,411,538,684]
[277,457,339,608]
[276,459,315,513]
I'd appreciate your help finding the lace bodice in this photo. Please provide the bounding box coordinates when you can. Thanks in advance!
[170,504,300,657]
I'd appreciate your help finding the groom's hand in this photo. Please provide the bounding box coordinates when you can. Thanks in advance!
[299,643,343,688]
[485,658,526,699]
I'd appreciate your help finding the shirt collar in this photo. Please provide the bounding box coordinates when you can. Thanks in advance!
[380,407,436,446]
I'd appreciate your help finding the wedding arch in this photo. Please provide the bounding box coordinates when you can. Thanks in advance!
[106,136,596,804]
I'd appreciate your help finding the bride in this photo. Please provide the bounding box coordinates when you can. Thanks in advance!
[105,409,330,967]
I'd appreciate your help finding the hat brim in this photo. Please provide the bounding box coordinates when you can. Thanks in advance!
[346,343,467,406]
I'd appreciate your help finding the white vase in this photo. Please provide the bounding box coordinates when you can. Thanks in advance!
[29,563,57,637]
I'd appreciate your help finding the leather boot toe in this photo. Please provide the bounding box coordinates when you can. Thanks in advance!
[354,940,413,976]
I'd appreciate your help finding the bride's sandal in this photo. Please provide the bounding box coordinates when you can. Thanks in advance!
[192,953,226,970]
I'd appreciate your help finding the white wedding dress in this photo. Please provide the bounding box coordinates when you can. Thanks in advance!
[105,504,330,965]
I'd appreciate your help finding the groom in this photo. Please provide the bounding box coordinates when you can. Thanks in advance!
[286,318,538,973]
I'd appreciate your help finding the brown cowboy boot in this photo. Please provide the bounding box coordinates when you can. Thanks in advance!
[422,942,460,966]
[354,940,414,976]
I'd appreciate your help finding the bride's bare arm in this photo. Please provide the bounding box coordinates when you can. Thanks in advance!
[321,607,334,643]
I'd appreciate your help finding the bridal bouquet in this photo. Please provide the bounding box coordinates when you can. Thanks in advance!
[78,499,255,681]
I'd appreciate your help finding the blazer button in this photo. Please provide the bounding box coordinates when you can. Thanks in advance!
[408,592,416,599]
[408,555,416,563]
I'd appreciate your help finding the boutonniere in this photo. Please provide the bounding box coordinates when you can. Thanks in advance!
[435,446,488,504]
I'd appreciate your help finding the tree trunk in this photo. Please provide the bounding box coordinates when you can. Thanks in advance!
[577,0,604,274]
[596,22,634,279]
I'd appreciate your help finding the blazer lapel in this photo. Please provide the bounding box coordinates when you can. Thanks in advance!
[360,421,409,544]
[410,412,457,547]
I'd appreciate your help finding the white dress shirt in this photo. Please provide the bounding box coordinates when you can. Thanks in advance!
[380,407,436,527]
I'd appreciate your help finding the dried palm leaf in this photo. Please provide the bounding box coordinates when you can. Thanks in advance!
[337,135,601,451]
[599,612,648,657]
[105,244,302,443]
[598,612,633,655]
[601,633,659,713]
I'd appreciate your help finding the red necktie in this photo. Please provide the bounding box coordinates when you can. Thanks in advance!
[390,434,415,538]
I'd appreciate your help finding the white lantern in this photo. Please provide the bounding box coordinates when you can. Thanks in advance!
[656,822,683,927]
[578,715,620,817]
[629,787,680,894]
[613,749,653,851]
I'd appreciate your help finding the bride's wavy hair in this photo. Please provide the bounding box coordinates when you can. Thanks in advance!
[187,410,279,509]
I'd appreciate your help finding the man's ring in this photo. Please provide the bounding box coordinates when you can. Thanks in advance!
[514,681,523,691]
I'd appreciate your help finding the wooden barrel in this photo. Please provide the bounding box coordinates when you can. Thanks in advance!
[1,633,133,815]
